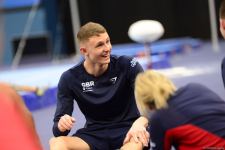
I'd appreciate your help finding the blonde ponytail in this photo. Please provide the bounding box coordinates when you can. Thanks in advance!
[135,70,176,116]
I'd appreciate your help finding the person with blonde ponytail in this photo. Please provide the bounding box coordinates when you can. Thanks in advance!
[135,70,225,150]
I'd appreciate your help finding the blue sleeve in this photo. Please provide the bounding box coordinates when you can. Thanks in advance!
[52,71,74,137]
[126,57,144,87]
[150,113,168,150]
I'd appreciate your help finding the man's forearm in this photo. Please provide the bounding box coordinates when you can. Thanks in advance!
[133,116,149,128]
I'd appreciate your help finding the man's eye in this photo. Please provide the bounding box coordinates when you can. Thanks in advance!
[97,43,103,47]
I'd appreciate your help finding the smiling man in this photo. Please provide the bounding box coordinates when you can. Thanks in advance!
[49,22,150,150]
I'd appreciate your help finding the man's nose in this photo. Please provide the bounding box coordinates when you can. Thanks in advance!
[104,44,111,51]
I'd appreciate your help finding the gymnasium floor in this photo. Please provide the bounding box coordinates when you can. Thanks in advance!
[0,39,225,150]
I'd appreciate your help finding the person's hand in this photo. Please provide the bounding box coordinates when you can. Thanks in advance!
[123,124,150,147]
[58,114,75,132]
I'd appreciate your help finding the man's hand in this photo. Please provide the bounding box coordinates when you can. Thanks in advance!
[123,116,150,147]
[58,114,75,132]
[123,125,149,147]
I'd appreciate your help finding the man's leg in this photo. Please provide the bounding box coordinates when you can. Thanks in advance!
[120,139,143,150]
[49,136,90,150]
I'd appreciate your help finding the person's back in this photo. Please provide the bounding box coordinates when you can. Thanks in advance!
[134,70,225,150]
[150,83,225,150]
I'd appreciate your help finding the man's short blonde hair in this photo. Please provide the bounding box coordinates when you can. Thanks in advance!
[135,70,176,116]
[220,0,225,19]
[77,22,107,43]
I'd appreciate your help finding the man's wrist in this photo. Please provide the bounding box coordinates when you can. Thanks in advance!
[132,116,149,128]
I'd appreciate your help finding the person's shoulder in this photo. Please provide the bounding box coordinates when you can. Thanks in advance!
[185,83,208,91]
[180,83,216,97]
[115,55,134,61]
[111,55,136,66]
[61,62,83,79]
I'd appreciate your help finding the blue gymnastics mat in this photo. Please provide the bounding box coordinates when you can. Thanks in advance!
[112,37,202,56]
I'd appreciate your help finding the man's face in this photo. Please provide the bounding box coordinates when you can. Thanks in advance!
[81,32,112,65]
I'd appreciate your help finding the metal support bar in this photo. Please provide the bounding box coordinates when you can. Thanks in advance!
[208,0,220,52]
[11,2,40,69]
[69,0,81,56]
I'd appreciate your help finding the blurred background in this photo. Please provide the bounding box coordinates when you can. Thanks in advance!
[0,0,225,149]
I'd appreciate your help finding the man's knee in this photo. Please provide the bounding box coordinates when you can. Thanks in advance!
[120,141,143,150]
[49,137,66,149]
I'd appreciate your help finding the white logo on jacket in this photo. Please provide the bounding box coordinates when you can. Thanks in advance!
[130,58,137,67]
[110,77,117,84]
[81,81,94,92]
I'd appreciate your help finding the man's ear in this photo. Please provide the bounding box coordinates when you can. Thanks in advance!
[80,47,86,55]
